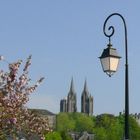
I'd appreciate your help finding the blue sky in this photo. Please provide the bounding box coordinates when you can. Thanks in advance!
[0,0,140,115]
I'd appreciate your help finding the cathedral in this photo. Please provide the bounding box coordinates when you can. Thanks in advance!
[60,78,93,115]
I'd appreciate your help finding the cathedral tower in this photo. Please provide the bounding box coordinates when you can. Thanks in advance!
[67,78,77,112]
[81,80,93,115]
[60,78,93,115]
[60,98,67,112]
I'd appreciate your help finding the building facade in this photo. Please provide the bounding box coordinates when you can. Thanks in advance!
[60,98,67,112]
[68,131,94,140]
[60,79,93,115]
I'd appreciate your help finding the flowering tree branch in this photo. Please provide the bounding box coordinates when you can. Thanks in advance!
[0,56,51,140]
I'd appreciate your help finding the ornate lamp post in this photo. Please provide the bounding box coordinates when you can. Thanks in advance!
[99,13,129,140]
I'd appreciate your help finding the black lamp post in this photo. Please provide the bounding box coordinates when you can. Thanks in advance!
[99,13,129,140]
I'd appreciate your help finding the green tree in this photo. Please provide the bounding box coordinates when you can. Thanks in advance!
[74,113,94,133]
[61,131,72,140]
[94,127,107,140]
[94,114,123,140]
[56,113,75,132]
[45,132,62,140]
[129,117,140,140]
[56,113,140,140]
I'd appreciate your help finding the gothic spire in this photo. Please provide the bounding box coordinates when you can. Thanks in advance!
[67,77,77,112]
[82,79,89,96]
[69,77,75,94]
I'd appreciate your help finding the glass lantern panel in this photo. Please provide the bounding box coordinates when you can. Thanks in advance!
[109,57,120,72]
[100,57,110,72]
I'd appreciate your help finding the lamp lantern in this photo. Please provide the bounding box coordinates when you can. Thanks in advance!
[99,43,121,77]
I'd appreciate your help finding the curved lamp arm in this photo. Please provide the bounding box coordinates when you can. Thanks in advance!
[103,13,129,139]
[103,13,128,65]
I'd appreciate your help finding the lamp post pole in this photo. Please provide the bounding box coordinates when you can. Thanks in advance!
[102,13,129,139]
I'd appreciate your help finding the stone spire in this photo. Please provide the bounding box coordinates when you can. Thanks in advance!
[69,77,75,94]
[67,77,77,112]
[81,79,93,115]
[83,79,89,96]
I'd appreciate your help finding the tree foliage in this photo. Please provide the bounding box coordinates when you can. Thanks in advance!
[56,113,75,132]
[52,113,140,140]
[129,116,140,140]
[56,112,94,133]
[45,132,62,140]
[72,113,94,133]
[0,56,51,140]
[94,114,123,140]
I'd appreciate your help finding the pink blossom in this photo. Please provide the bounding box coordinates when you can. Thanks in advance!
[0,56,51,139]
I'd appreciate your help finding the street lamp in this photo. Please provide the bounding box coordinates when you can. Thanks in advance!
[99,43,121,77]
[99,13,130,140]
